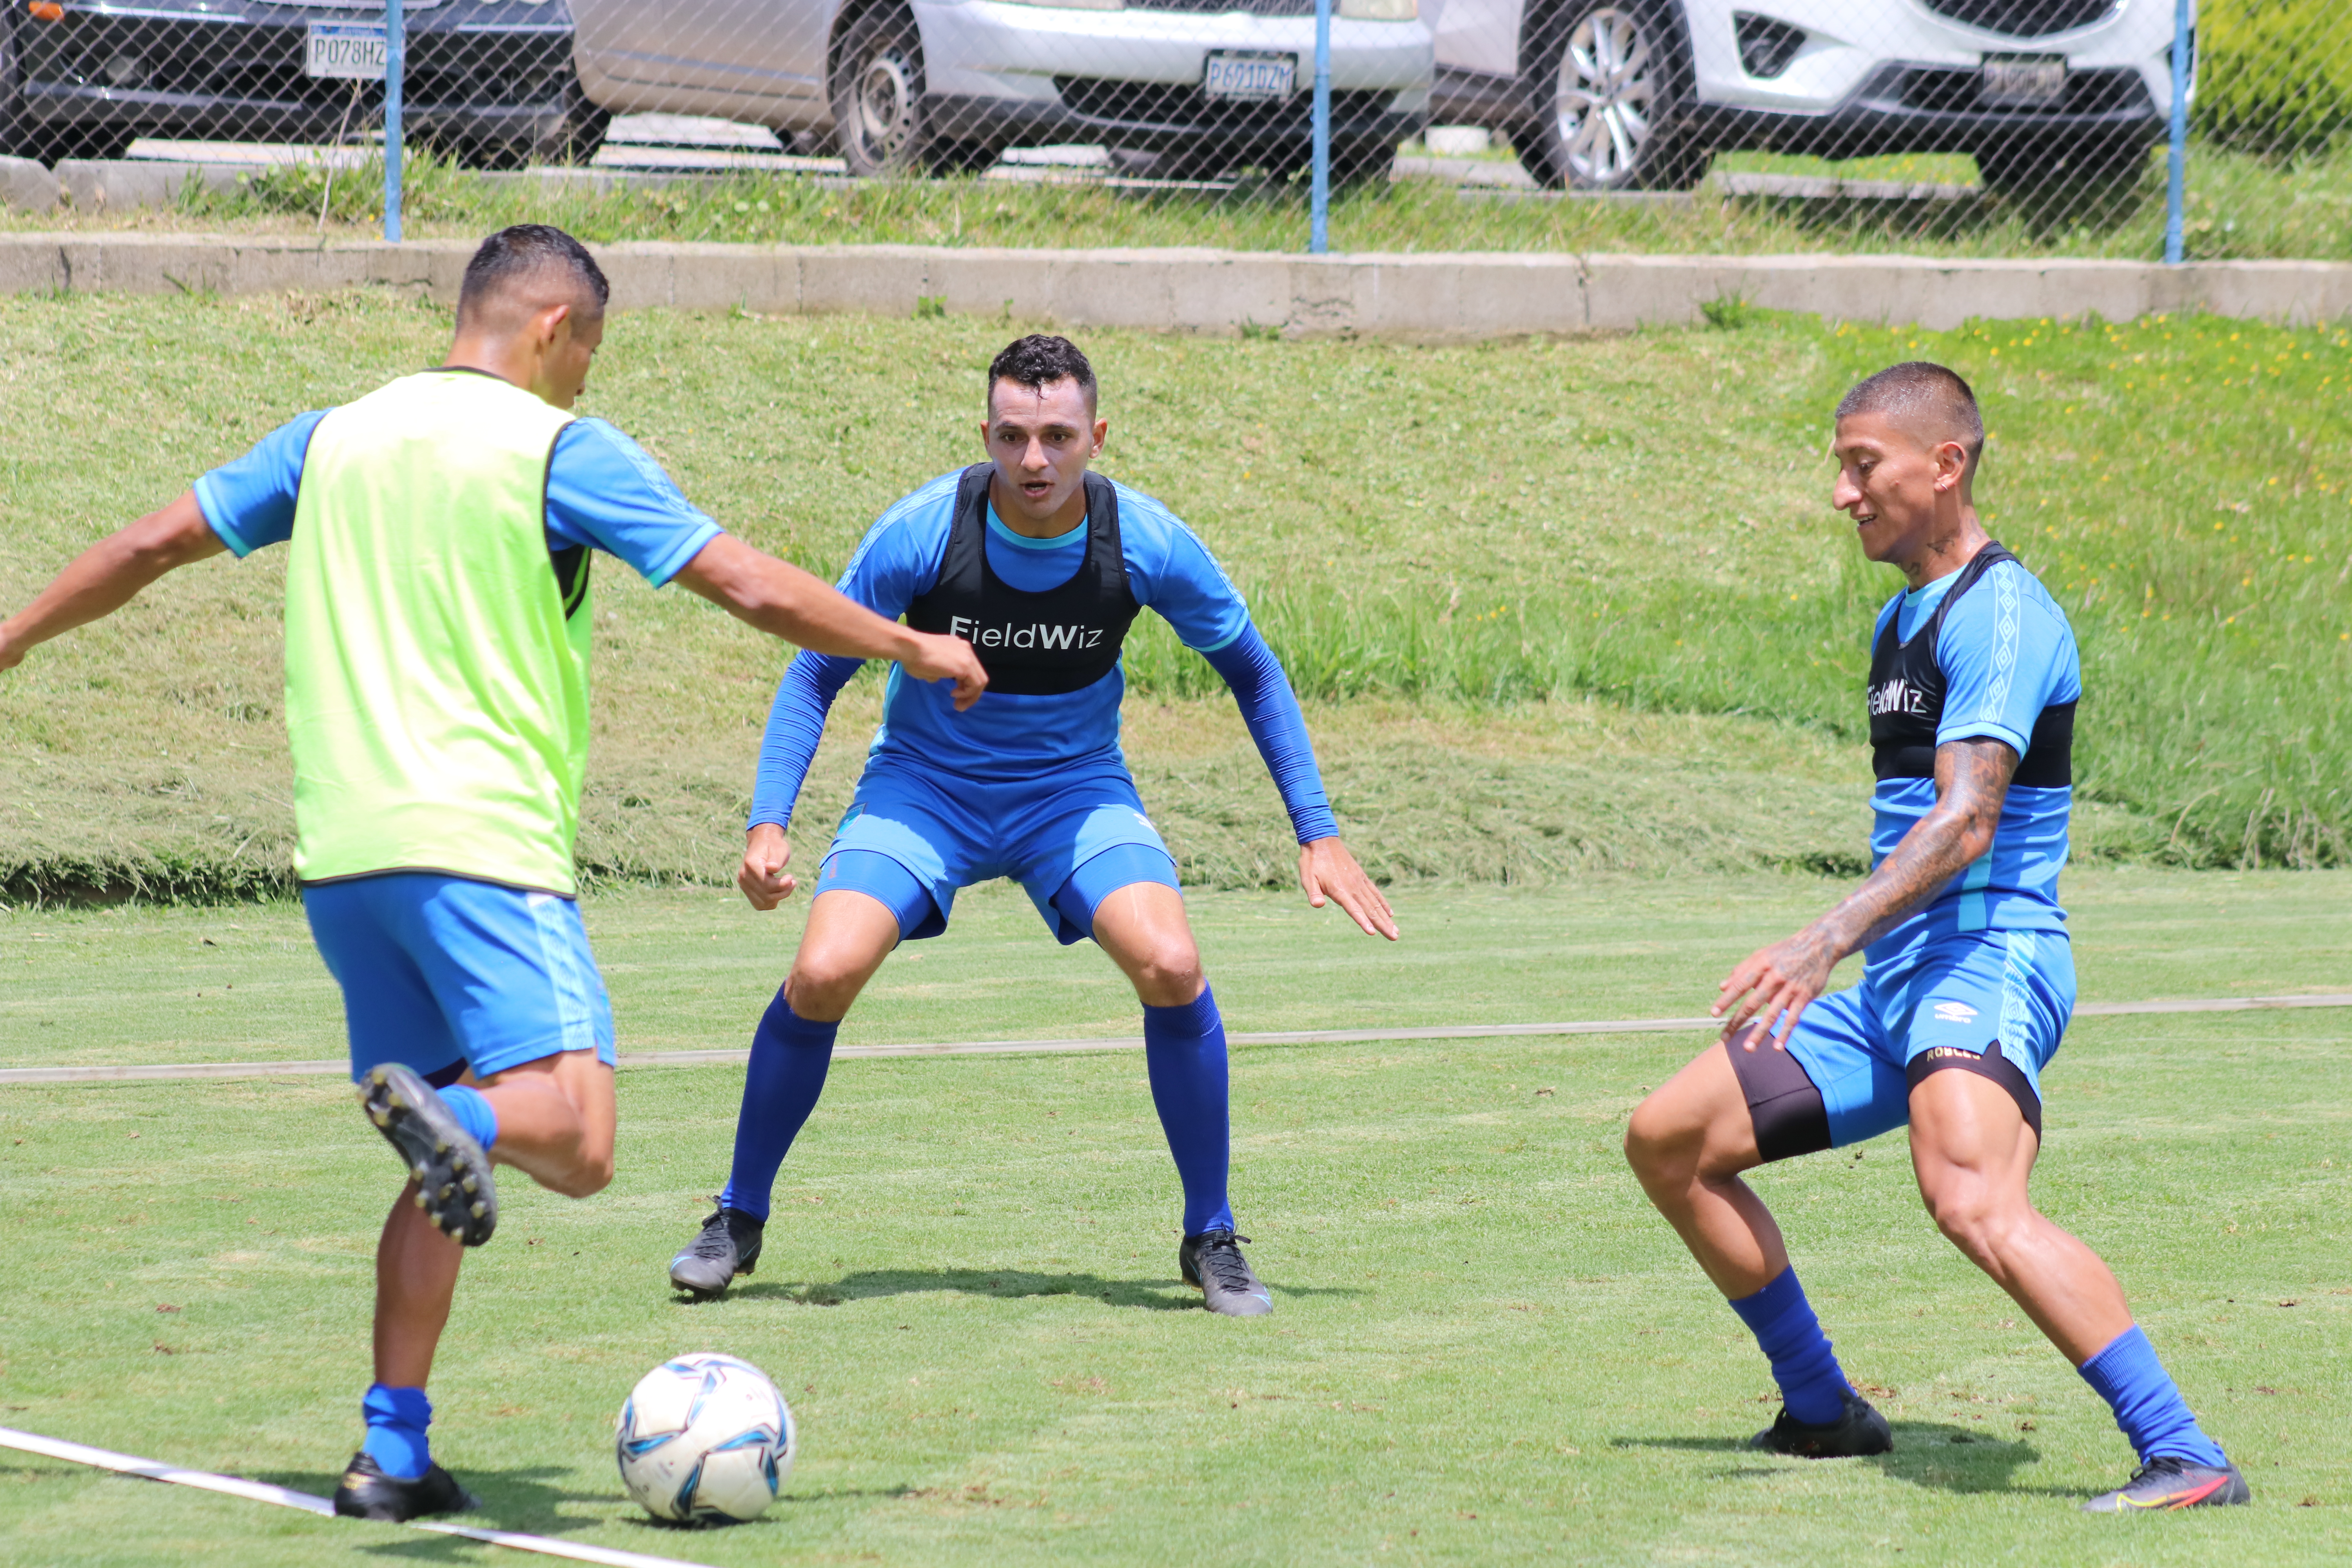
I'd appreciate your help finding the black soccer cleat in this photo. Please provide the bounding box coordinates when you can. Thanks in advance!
[359,1063,497,1247]
[1749,1388,1893,1458]
[1179,1229,1272,1318]
[2082,1455,2251,1513]
[333,1450,478,1522]
[669,1203,765,1298]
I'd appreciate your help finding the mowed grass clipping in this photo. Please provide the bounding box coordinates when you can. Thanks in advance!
[0,877,2348,1566]
[0,295,2345,901]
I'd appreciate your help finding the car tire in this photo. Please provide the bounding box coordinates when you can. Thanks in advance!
[0,27,135,168]
[832,7,933,178]
[448,78,610,171]
[1516,0,1706,192]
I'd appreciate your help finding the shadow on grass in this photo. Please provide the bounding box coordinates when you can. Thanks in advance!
[250,1464,630,1546]
[676,1265,1367,1312]
[1614,1421,2085,1498]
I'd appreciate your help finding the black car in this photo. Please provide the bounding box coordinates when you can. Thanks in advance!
[0,0,606,167]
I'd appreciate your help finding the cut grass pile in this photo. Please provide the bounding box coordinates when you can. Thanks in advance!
[1,294,2343,897]
[9,139,2351,263]
[0,876,2347,1565]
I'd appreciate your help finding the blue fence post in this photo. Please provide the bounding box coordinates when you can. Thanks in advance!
[2164,0,2189,265]
[1310,0,1331,255]
[383,0,404,243]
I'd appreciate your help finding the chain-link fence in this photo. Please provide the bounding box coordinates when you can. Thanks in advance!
[0,0,2345,255]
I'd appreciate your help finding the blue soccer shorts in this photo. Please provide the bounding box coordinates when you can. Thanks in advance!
[1732,928,2076,1158]
[812,759,1180,945]
[304,871,617,1086]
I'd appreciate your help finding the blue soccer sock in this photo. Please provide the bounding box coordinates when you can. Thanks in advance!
[2078,1325,2229,1467]
[1142,986,1234,1236]
[716,991,839,1223]
[436,1084,497,1152]
[1728,1268,1853,1426]
[361,1383,433,1480]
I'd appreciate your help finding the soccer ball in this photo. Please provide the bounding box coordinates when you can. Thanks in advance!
[615,1353,796,1524]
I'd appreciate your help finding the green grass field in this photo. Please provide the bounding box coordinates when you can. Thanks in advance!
[1,875,2348,1565]
[0,294,2345,904]
[11,138,2352,264]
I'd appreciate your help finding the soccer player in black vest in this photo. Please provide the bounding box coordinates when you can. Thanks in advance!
[1622,363,2246,1511]
[669,334,1396,1313]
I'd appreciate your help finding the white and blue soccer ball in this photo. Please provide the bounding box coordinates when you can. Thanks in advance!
[615,1352,796,1524]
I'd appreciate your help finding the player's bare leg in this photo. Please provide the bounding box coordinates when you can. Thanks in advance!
[1091,880,1267,1316]
[671,889,899,1298]
[1623,1036,1783,1299]
[1907,1069,2128,1363]
[370,1054,615,1380]
[352,1044,618,1514]
[470,1050,616,1198]
[781,889,903,1021]
[1906,1070,2243,1508]
[1089,880,1204,1007]
[1626,1027,1887,1456]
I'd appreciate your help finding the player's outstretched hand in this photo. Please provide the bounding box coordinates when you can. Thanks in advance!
[1299,837,1397,941]
[902,631,988,711]
[739,823,797,910]
[1713,926,1840,1050]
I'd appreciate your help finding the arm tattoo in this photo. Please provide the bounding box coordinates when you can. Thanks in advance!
[1810,737,2018,961]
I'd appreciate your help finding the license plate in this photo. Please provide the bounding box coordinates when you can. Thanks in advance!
[1203,52,1296,102]
[1980,54,2065,109]
[305,22,387,80]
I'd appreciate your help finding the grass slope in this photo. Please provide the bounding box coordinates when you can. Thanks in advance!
[1,295,2343,897]
[0,878,2347,1565]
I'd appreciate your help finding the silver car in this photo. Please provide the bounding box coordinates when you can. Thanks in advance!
[572,0,1434,178]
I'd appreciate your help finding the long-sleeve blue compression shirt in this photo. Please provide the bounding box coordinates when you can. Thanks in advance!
[749,468,1337,845]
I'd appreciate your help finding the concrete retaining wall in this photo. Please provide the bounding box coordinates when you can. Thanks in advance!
[0,231,2346,337]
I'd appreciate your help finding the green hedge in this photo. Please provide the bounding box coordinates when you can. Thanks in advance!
[2201,0,2352,157]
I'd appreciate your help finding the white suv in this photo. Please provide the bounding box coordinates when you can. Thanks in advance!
[1423,0,2188,192]
[572,0,1434,179]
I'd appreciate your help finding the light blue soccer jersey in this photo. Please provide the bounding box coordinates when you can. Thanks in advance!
[1864,554,2082,968]
[193,405,722,584]
[800,468,1250,781]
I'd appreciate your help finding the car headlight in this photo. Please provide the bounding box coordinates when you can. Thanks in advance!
[1339,0,1417,18]
[995,0,1127,9]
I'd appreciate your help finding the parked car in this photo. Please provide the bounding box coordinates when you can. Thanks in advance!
[569,0,1434,181]
[1422,0,2187,192]
[0,0,608,169]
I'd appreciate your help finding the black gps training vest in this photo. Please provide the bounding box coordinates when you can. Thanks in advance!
[904,465,1142,696]
[1867,541,2074,789]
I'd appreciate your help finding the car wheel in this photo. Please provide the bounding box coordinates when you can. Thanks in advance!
[1518,0,1706,192]
[832,7,928,178]
[536,85,613,168]
[448,77,610,171]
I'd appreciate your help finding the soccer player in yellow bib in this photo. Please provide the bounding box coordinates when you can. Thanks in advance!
[0,225,985,1521]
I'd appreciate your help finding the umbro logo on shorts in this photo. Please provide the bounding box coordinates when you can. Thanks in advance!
[1932,1000,1980,1024]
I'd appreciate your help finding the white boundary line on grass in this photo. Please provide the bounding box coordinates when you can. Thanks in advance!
[0,1425,717,1568]
[2,993,2347,1086]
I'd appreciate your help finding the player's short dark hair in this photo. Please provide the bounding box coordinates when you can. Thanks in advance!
[458,224,610,324]
[1836,361,1984,473]
[988,334,1096,411]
